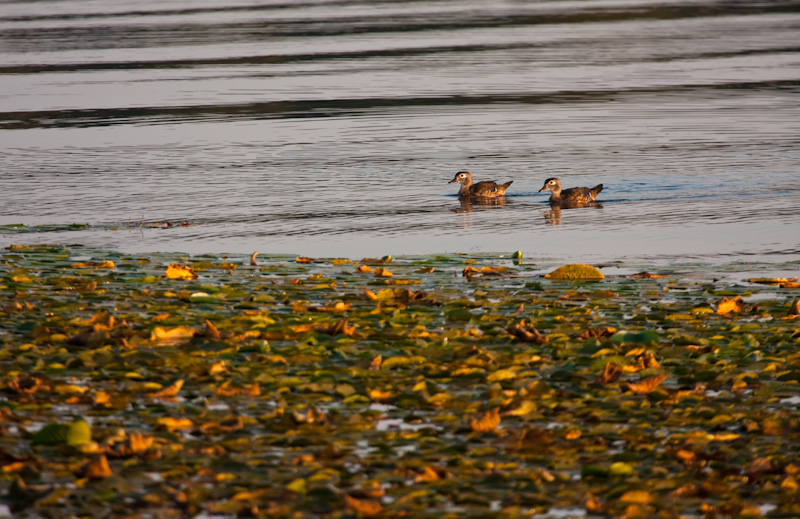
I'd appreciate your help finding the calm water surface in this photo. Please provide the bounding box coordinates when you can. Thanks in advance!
[1,0,799,263]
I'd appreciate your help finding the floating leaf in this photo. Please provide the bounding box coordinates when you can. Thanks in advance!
[164,264,198,280]
[619,490,652,504]
[148,379,184,398]
[625,374,667,394]
[382,356,425,369]
[716,295,744,315]
[470,408,501,432]
[463,265,509,278]
[314,319,355,337]
[594,362,623,384]
[71,260,115,269]
[33,418,91,446]
[83,455,113,479]
[374,267,393,277]
[309,301,351,312]
[344,494,383,517]
[202,319,222,339]
[8,377,42,394]
[487,369,518,382]
[609,462,635,476]
[748,276,797,285]
[156,417,193,432]
[631,271,665,279]
[66,418,92,447]
[507,320,548,344]
[577,326,617,340]
[545,264,604,280]
[150,326,196,342]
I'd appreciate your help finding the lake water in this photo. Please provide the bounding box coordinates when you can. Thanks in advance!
[1,0,799,264]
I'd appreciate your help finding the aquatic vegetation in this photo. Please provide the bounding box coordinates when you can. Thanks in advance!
[1,245,799,518]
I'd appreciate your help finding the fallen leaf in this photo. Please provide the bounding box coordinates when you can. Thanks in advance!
[507,321,548,344]
[631,271,665,279]
[748,276,797,285]
[83,455,113,479]
[215,383,260,397]
[414,465,449,483]
[315,319,355,337]
[344,494,383,517]
[625,374,667,394]
[156,417,194,432]
[619,490,652,504]
[164,264,198,280]
[789,299,800,317]
[369,355,382,370]
[208,360,227,375]
[249,252,258,266]
[295,257,313,263]
[150,326,196,342]
[202,319,222,339]
[595,362,623,384]
[128,432,154,455]
[71,260,114,269]
[463,265,509,278]
[577,326,618,340]
[7,377,42,394]
[148,379,184,398]
[356,264,375,274]
[584,492,606,513]
[470,408,501,432]
[309,301,351,312]
[374,267,393,277]
[368,388,392,400]
[716,295,744,315]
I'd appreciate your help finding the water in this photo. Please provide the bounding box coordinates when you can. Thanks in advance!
[2,0,799,263]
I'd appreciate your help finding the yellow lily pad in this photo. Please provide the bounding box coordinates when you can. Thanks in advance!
[545,264,604,280]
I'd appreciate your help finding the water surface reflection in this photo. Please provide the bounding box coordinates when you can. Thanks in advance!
[1,0,799,263]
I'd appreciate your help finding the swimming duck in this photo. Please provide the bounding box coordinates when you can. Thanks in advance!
[449,171,513,198]
[538,177,603,205]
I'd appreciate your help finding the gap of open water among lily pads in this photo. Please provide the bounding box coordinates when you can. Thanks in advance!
[1,244,799,518]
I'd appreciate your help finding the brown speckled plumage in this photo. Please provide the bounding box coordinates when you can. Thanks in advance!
[449,171,513,198]
[539,177,603,205]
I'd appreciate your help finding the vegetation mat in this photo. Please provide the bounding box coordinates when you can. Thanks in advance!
[1,245,799,519]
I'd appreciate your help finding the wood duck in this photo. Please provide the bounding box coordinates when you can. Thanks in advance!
[538,177,603,205]
[449,171,513,198]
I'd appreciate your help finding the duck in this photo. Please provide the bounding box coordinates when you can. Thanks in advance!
[538,177,603,206]
[449,171,513,198]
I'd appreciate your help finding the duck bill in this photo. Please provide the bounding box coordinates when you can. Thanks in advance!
[538,187,548,192]
[448,178,459,184]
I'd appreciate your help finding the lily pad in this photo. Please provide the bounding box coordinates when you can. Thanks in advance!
[545,264,604,280]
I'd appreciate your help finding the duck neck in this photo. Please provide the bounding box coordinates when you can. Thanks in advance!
[459,181,472,197]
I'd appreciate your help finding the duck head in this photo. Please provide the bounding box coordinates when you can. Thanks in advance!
[448,171,473,185]
[538,177,561,194]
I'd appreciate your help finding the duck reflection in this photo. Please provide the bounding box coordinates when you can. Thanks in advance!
[544,202,602,225]
[452,196,508,214]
